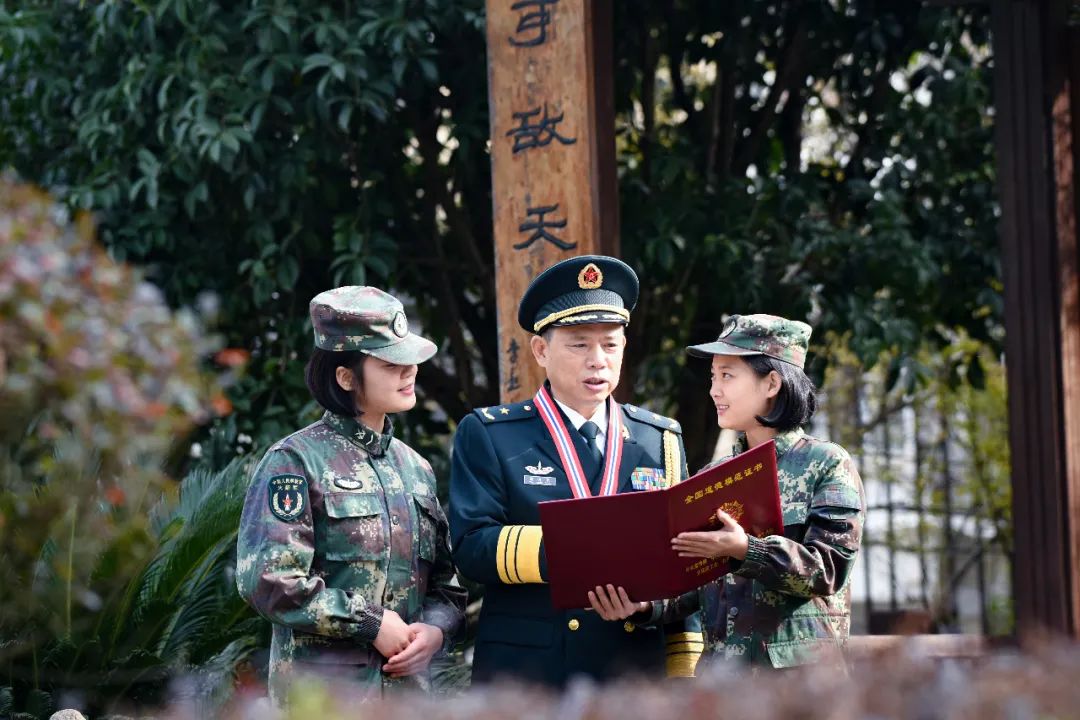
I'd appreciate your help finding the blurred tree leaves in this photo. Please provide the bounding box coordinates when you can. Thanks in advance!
[0,177,219,640]
[0,176,232,715]
[613,1,1000,464]
[0,1,1000,470]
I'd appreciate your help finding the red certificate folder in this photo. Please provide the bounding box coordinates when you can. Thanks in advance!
[538,440,782,610]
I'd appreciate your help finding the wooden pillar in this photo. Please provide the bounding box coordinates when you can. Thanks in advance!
[486,0,618,403]
[991,0,1080,637]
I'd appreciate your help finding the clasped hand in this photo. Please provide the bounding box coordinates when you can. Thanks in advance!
[373,608,443,677]
[587,508,749,620]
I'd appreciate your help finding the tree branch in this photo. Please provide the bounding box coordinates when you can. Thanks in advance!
[639,15,658,186]
[412,108,480,408]
[732,13,810,175]
[664,0,694,117]
[707,60,737,183]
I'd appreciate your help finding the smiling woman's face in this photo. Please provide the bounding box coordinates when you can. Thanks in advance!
[708,354,778,432]
[354,358,419,417]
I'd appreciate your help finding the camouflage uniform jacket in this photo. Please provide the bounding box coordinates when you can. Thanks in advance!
[645,428,864,669]
[236,411,466,700]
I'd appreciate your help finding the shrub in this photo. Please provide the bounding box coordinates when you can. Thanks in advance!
[0,175,225,712]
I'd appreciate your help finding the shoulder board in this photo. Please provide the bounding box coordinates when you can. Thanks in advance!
[622,404,682,434]
[472,400,537,424]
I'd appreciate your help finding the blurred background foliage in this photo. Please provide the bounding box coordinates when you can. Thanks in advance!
[0,0,1005,716]
[0,0,1000,468]
[0,176,249,716]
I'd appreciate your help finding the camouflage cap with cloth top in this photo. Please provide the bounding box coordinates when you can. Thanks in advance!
[309,286,437,364]
[686,313,812,369]
[517,255,639,334]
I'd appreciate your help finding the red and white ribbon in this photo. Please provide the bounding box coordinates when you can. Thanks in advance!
[534,385,624,498]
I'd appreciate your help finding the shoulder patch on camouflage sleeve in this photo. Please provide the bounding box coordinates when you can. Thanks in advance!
[622,404,682,434]
[472,399,536,424]
[268,474,308,522]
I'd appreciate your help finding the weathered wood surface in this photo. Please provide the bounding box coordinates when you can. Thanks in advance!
[486,0,617,403]
[991,0,1080,637]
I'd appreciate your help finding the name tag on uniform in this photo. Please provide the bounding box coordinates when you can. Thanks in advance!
[630,467,666,491]
[523,475,557,486]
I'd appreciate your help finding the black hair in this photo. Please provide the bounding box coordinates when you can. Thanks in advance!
[304,348,367,417]
[744,354,817,431]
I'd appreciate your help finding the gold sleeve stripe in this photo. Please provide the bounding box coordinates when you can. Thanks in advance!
[496,526,513,584]
[508,525,524,583]
[496,525,545,584]
[666,641,705,653]
[666,630,703,678]
[666,652,700,678]
[516,525,545,584]
[663,430,681,489]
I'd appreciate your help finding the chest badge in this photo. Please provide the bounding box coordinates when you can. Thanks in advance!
[338,463,377,491]
[334,475,363,490]
[629,467,666,491]
[526,460,553,475]
[524,459,556,487]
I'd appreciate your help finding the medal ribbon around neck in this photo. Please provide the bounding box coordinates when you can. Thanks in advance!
[534,385,624,498]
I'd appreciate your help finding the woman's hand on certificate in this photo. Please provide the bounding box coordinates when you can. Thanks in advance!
[671,508,749,560]
[588,584,651,621]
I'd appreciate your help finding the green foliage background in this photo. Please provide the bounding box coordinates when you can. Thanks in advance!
[0,0,1000,469]
[0,0,1005,715]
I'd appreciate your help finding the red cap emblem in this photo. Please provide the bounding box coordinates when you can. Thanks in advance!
[578,263,603,290]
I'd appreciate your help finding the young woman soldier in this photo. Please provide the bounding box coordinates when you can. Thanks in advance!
[590,314,865,672]
[236,287,465,702]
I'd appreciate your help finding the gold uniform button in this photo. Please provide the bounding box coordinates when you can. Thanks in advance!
[623,622,635,633]
[568,619,580,631]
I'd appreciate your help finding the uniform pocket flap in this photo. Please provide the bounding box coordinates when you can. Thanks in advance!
[765,638,843,668]
[413,493,441,520]
[810,485,863,510]
[324,492,383,519]
[476,615,554,648]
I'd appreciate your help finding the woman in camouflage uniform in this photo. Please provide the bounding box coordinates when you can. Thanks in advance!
[590,314,865,672]
[236,287,465,702]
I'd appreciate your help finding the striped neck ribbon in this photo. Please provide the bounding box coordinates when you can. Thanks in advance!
[534,385,624,498]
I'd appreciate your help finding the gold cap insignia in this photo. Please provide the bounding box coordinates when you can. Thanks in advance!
[577,262,603,290]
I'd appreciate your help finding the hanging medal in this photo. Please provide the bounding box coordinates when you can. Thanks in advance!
[533,385,624,498]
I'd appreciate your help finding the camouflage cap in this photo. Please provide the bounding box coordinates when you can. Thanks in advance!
[309,286,437,365]
[686,314,812,369]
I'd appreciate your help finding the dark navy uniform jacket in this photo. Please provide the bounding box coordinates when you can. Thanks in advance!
[449,395,703,686]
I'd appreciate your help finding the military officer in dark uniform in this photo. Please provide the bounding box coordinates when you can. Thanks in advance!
[449,255,703,687]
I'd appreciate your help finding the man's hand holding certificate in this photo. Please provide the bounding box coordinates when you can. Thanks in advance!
[538,440,783,609]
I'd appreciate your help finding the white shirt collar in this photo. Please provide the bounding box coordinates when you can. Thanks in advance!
[552,397,608,433]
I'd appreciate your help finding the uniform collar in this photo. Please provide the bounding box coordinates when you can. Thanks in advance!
[552,395,608,432]
[734,427,805,458]
[323,411,394,456]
